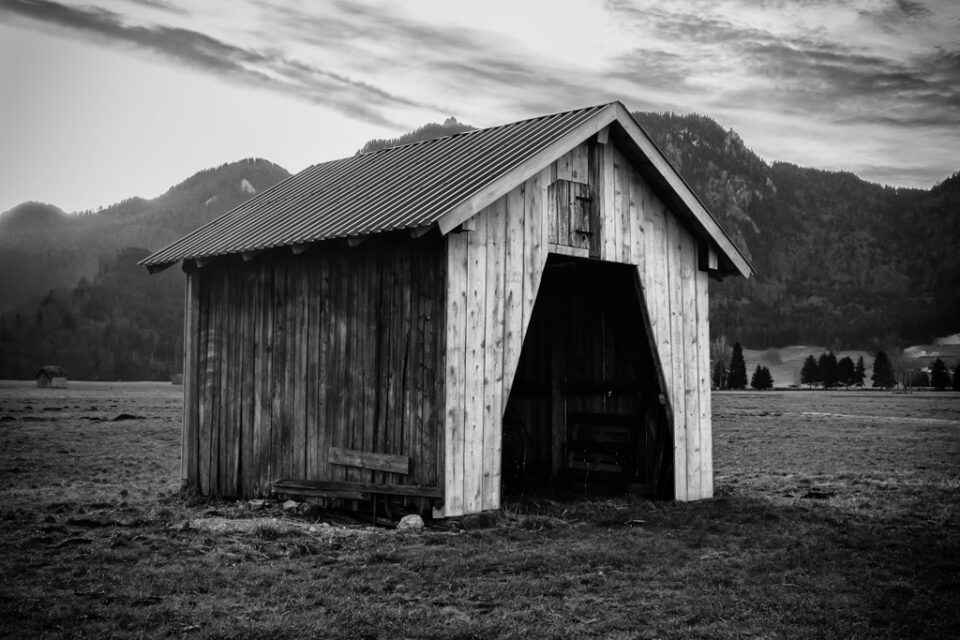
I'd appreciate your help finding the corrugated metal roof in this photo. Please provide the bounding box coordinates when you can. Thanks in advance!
[141,103,611,267]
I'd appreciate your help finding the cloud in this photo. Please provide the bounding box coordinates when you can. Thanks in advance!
[604,1,960,130]
[269,0,603,118]
[0,0,434,127]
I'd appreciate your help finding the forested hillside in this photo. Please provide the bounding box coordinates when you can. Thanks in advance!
[0,114,956,380]
[0,159,289,379]
[634,112,959,350]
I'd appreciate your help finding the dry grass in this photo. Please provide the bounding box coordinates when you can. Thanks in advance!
[1,382,958,639]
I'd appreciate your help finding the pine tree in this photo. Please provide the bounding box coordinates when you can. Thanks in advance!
[728,342,747,390]
[750,364,773,389]
[930,358,951,390]
[854,356,866,387]
[871,351,896,389]
[837,356,855,387]
[818,351,839,388]
[800,355,819,387]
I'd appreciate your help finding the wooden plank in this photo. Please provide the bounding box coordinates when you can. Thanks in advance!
[329,446,410,474]
[681,230,701,499]
[666,213,687,500]
[294,257,309,481]
[601,140,616,261]
[330,253,349,483]
[316,257,331,483]
[413,242,429,487]
[306,254,320,481]
[224,266,239,496]
[361,246,377,485]
[272,485,369,501]
[270,259,286,488]
[546,243,590,258]
[273,479,442,499]
[571,142,589,181]
[556,180,570,246]
[522,173,545,340]
[546,179,558,244]
[611,150,624,263]
[501,184,525,416]
[181,267,200,489]
[463,210,487,514]
[588,141,602,259]
[251,262,266,495]
[209,269,222,495]
[443,231,469,516]
[618,149,633,264]
[482,198,506,510]
[696,269,714,498]
[555,145,574,181]
[429,238,445,491]
[240,266,256,495]
[343,252,361,483]
[629,170,644,274]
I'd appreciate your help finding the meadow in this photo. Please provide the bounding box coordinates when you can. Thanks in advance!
[0,382,958,639]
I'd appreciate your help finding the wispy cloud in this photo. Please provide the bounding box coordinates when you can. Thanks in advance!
[0,0,435,127]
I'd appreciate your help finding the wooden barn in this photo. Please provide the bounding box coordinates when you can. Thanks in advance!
[142,102,752,518]
[36,365,67,388]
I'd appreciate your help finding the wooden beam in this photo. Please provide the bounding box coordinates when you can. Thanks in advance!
[195,257,215,269]
[241,250,262,262]
[410,224,435,239]
[147,261,175,274]
[347,235,369,247]
[290,243,312,255]
[271,485,369,501]
[272,479,442,498]
[329,446,410,475]
[596,126,609,145]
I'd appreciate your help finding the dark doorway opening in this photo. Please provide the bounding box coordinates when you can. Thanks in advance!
[502,255,673,499]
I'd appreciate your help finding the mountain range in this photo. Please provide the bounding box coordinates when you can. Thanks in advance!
[0,114,956,380]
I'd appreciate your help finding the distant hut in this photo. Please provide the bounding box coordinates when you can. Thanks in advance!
[36,365,67,388]
[142,102,753,517]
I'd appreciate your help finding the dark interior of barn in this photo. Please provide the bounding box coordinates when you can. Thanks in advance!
[502,255,674,499]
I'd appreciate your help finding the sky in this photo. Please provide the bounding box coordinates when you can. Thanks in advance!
[0,0,958,214]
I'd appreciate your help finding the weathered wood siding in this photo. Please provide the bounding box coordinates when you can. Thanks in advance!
[440,135,712,516]
[182,234,446,499]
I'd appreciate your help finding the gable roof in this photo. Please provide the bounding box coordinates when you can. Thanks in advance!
[141,101,752,278]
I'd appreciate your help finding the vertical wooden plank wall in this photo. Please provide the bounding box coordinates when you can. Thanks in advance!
[440,168,552,517]
[442,137,713,515]
[187,234,446,499]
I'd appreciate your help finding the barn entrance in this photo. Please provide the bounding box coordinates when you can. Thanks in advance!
[502,255,673,499]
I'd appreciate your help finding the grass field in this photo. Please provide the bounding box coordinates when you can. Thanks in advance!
[1,382,958,639]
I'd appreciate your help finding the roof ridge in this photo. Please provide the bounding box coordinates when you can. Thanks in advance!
[360,102,618,156]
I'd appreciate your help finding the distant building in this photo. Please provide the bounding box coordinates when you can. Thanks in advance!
[36,365,67,388]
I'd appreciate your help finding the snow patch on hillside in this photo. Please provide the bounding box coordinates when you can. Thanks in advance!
[240,178,256,194]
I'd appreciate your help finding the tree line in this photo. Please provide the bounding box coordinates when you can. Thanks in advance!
[712,342,960,391]
[712,342,774,390]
